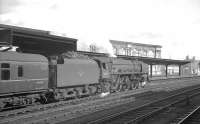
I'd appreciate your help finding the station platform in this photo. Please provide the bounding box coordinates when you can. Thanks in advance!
[150,75,199,81]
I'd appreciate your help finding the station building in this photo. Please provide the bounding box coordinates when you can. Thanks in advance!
[109,40,198,78]
[110,40,163,76]
[110,40,161,58]
[182,56,200,76]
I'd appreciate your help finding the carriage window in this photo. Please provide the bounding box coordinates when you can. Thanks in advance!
[18,66,23,77]
[1,63,10,80]
[1,70,10,80]
[1,63,10,68]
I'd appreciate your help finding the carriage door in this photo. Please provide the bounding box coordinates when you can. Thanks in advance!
[1,63,10,80]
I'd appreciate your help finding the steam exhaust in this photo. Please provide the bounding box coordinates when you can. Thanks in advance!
[99,92,110,98]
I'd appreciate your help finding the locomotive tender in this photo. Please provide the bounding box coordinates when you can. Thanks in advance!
[0,51,149,109]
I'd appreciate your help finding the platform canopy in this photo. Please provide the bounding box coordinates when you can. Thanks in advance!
[0,24,77,56]
[117,55,191,65]
[77,51,109,57]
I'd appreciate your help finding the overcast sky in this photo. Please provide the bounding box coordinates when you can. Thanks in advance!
[0,0,200,59]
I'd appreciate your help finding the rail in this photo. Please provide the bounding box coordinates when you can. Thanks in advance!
[176,105,200,124]
[87,86,200,124]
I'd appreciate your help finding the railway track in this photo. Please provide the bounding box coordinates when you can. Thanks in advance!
[0,77,182,118]
[0,77,198,114]
[0,85,154,120]
[0,87,150,124]
[0,95,97,117]
[0,77,199,124]
[0,95,137,124]
[83,85,200,124]
[173,105,200,124]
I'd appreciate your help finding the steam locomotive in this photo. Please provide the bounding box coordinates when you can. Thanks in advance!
[0,51,149,110]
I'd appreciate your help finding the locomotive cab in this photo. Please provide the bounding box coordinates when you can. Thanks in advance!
[93,57,112,81]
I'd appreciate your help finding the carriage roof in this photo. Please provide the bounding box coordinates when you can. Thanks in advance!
[0,51,48,62]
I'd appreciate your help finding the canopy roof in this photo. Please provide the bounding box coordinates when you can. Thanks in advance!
[117,55,190,65]
[0,24,77,56]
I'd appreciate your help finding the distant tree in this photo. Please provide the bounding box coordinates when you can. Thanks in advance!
[89,44,97,52]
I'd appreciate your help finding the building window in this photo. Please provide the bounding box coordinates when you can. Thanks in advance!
[148,50,154,58]
[127,48,131,56]
[1,63,10,80]
[18,65,23,77]
[113,47,118,55]
[1,63,10,68]
[136,48,141,56]
[119,48,125,55]
[132,48,137,56]
[124,48,129,56]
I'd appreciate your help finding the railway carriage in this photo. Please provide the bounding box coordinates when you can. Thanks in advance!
[0,51,49,108]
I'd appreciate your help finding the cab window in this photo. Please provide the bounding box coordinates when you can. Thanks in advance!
[102,63,107,69]
[1,63,10,80]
